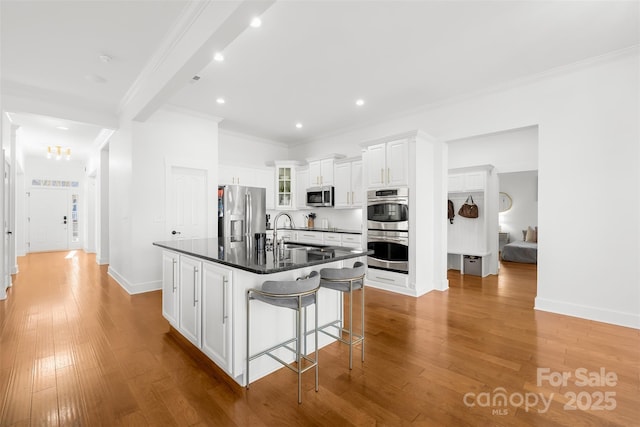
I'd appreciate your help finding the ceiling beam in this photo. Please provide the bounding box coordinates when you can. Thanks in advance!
[119,0,276,123]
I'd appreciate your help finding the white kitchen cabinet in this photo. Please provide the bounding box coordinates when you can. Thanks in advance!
[178,255,202,348]
[334,158,363,208]
[275,161,301,210]
[219,165,255,186]
[365,139,408,189]
[366,267,408,290]
[296,230,324,245]
[341,233,362,249]
[219,165,275,210]
[162,250,179,327]
[351,161,364,205]
[308,158,335,186]
[255,168,275,210]
[201,262,233,373]
[295,167,310,209]
[322,232,341,245]
[448,171,486,192]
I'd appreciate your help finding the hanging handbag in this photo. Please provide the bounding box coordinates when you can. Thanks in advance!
[458,195,479,218]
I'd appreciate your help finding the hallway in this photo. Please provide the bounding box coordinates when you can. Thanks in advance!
[1,251,638,426]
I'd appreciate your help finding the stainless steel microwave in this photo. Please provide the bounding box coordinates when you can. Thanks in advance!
[306,186,334,207]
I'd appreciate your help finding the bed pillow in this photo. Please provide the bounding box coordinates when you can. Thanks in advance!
[525,226,536,242]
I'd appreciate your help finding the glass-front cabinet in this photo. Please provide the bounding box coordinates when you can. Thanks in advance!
[274,161,301,210]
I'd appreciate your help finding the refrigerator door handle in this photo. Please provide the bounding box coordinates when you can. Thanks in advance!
[245,192,252,237]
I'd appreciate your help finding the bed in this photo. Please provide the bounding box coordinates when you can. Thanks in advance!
[501,240,538,264]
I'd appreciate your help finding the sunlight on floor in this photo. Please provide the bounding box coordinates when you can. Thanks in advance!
[65,250,77,259]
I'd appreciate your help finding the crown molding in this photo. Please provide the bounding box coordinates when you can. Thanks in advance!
[117,1,212,117]
[298,45,640,147]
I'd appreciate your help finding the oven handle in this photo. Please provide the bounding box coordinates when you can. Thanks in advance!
[367,238,408,245]
[367,199,408,206]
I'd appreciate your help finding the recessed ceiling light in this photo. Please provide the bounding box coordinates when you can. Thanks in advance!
[250,17,262,28]
[213,52,224,62]
[295,123,303,129]
[216,98,226,104]
[56,126,69,131]
[355,99,365,106]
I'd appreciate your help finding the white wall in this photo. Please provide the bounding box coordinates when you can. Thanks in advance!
[498,171,538,242]
[447,126,538,173]
[290,50,639,329]
[219,129,288,166]
[108,107,219,294]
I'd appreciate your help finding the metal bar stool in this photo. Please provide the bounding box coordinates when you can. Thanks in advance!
[317,261,366,369]
[246,271,320,404]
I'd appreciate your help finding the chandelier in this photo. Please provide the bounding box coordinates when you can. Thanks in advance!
[47,146,71,160]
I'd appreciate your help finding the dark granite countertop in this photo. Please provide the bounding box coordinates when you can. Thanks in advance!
[153,238,370,275]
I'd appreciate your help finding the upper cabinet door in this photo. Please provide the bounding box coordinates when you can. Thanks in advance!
[255,168,275,210]
[463,171,485,191]
[333,162,351,207]
[295,168,310,209]
[385,139,408,187]
[308,161,321,186]
[351,160,364,206]
[275,165,295,209]
[320,158,334,185]
[366,143,386,188]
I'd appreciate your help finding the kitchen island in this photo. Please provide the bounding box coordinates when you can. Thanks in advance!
[153,237,369,386]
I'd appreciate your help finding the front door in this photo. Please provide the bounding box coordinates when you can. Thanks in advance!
[168,166,207,239]
[28,188,69,252]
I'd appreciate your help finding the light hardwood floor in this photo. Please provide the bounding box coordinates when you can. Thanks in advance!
[1,251,638,426]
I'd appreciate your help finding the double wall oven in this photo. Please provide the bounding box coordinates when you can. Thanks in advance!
[367,188,409,273]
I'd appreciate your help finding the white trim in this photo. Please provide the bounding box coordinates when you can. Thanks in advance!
[117,1,211,115]
[535,297,640,330]
[218,127,288,149]
[96,256,109,265]
[298,46,640,147]
[160,104,223,123]
[108,266,161,295]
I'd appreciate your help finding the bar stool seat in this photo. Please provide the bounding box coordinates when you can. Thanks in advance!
[318,261,366,369]
[246,271,320,404]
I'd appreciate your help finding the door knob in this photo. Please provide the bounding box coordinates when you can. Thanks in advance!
[171,230,181,235]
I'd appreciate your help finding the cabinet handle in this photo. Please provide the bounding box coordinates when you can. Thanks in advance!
[193,267,199,306]
[351,191,355,205]
[222,277,228,323]
[172,259,177,292]
[387,168,390,183]
[346,191,350,204]
[380,168,384,183]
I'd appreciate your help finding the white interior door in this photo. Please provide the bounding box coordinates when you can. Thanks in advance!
[168,166,207,239]
[28,188,69,252]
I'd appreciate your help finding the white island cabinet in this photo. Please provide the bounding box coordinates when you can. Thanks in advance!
[154,238,368,386]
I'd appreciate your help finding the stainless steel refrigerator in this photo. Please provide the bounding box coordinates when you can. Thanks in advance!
[218,185,266,242]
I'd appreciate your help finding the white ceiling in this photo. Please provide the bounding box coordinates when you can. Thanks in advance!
[2,1,638,160]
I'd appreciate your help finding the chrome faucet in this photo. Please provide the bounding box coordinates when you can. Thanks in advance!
[273,212,295,252]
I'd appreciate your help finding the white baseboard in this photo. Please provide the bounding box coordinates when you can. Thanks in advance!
[365,280,422,297]
[107,266,162,295]
[535,297,640,330]
[11,264,18,275]
[96,256,109,265]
